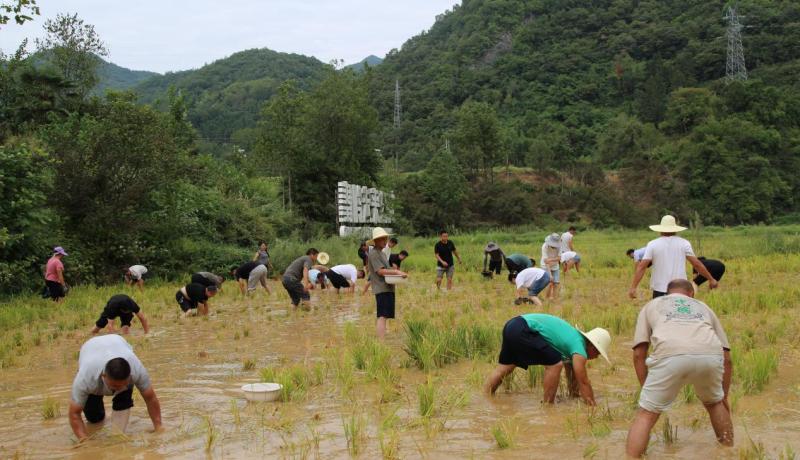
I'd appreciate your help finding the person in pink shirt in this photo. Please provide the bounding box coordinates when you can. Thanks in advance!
[45,246,68,302]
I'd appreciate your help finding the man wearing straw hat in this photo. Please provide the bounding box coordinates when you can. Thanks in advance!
[626,279,733,457]
[367,227,408,338]
[629,215,719,299]
[484,313,611,407]
[483,242,505,278]
[541,233,562,299]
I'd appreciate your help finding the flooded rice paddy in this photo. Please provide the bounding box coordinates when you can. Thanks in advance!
[1,246,799,458]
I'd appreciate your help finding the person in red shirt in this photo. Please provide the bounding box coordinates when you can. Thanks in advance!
[45,246,68,302]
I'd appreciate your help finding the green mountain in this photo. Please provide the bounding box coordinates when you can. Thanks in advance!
[95,58,159,93]
[368,0,800,169]
[133,48,330,144]
[346,54,383,72]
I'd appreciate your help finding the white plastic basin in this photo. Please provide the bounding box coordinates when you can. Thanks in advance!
[241,383,282,402]
[384,275,408,285]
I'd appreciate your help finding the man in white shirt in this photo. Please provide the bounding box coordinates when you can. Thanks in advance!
[541,233,561,299]
[508,266,550,306]
[560,226,576,253]
[314,264,365,293]
[626,247,647,263]
[560,251,581,274]
[125,265,148,290]
[629,215,719,299]
[69,335,161,442]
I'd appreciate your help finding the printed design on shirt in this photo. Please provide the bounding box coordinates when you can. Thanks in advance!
[664,297,704,322]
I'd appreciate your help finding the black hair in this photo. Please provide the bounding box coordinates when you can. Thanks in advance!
[399,250,409,257]
[357,269,366,278]
[507,272,517,283]
[568,226,576,231]
[625,249,634,256]
[306,248,319,256]
[698,256,707,261]
[389,237,398,244]
[230,265,239,275]
[105,357,131,381]
[529,258,536,266]
[206,285,219,293]
[439,229,448,235]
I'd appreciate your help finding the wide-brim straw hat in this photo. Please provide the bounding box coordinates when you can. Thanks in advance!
[484,242,500,252]
[317,252,330,265]
[577,327,611,363]
[649,215,687,233]
[367,227,392,246]
[545,233,561,248]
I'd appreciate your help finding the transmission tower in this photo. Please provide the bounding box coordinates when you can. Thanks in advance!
[724,5,748,82]
[393,79,401,129]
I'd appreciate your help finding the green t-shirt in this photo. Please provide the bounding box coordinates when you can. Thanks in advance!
[507,254,533,269]
[521,313,587,360]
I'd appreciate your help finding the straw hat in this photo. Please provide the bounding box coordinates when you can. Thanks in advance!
[484,242,500,252]
[649,215,687,233]
[577,327,611,363]
[545,233,561,248]
[317,252,330,265]
[366,227,392,245]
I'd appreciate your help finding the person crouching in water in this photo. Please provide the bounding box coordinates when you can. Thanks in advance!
[508,264,549,306]
[485,313,611,406]
[175,283,218,316]
[91,294,150,335]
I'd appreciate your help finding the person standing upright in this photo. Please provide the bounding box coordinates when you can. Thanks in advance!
[367,228,407,338]
[629,215,719,299]
[561,226,577,253]
[253,241,274,275]
[541,233,561,299]
[435,230,461,290]
[45,246,68,302]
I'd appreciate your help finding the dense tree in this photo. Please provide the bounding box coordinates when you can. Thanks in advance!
[452,100,503,180]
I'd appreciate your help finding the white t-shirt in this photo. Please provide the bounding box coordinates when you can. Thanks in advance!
[515,267,547,289]
[309,269,321,284]
[560,232,574,253]
[382,246,392,259]
[642,236,695,292]
[331,264,358,282]
[560,251,578,263]
[128,265,148,280]
[541,243,560,271]
[633,248,646,262]
[71,335,151,407]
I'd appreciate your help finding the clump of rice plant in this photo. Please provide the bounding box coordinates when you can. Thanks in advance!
[242,358,256,371]
[342,411,366,457]
[738,435,768,460]
[418,376,436,417]
[737,349,779,394]
[230,398,241,426]
[527,366,544,389]
[583,442,599,459]
[41,397,60,420]
[682,384,696,403]
[203,415,218,452]
[379,428,400,460]
[661,415,678,445]
[259,364,320,401]
[490,418,518,449]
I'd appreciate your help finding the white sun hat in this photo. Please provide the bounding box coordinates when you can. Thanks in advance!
[649,215,687,233]
[317,252,330,265]
[577,327,611,363]
[545,233,561,248]
[366,227,392,246]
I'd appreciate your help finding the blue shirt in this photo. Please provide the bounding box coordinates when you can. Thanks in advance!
[521,313,587,360]
[633,247,646,262]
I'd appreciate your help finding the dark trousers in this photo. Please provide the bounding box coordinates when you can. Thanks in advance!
[488,259,502,274]
[83,387,134,423]
[652,290,666,299]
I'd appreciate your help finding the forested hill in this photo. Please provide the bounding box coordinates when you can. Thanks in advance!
[132,48,330,146]
[94,58,159,93]
[368,0,800,169]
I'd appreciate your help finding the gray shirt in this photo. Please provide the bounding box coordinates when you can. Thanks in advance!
[284,255,312,282]
[197,271,223,287]
[367,247,394,294]
[71,335,151,407]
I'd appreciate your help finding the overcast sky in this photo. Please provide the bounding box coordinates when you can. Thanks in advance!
[0,0,459,73]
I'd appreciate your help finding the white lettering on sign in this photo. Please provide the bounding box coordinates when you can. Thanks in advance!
[337,181,393,225]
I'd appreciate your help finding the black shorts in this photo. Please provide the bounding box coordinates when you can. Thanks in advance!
[282,276,310,306]
[327,270,350,289]
[652,290,666,299]
[45,280,65,300]
[95,312,133,329]
[694,264,726,286]
[376,292,395,319]
[489,259,502,274]
[498,316,562,369]
[83,386,134,423]
[175,291,196,312]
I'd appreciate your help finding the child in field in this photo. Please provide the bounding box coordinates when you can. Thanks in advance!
[91,294,150,335]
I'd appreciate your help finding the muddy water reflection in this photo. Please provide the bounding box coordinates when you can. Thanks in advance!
[0,284,798,459]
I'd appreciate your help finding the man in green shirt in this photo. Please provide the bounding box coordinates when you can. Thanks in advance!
[485,313,611,406]
[504,253,535,275]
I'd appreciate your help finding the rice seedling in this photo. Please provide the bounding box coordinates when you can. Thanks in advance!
[242,358,256,371]
[682,384,696,403]
[583,442,599,459]
[738,436,768,460]
[490,418,518,449]
[379,428,401,460]
[41,397,59,420]
[737,349,779,394]
[779,444,797,460]
[342,411,366,457]
[661,415,678,445]
[230,398,241,426]
[418,376,436,418]
[203,415,218,452]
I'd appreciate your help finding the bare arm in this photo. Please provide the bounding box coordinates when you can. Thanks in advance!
[628,259,650,298]
[140,387,162,431]
[252,252,259,262]
[571,354,596,406]
[376,267,407,277]
[632,343,649,386]
[136,312,149,334]
[687,256,718,289]
[302,266,312,290]
[454,249,462,263]
[57,266,65,285]
[722,349,732,401]
[68,401,88,441]
[435,252,448,267]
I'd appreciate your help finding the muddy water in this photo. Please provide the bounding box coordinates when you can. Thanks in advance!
[0,281,798,459]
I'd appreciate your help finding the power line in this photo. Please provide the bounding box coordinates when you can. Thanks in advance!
[724,5,748,82]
